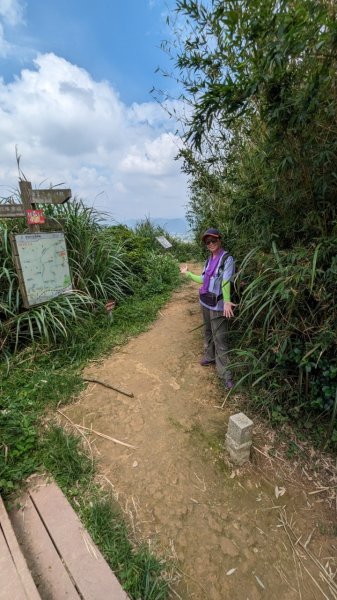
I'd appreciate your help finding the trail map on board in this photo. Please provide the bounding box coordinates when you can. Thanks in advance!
[15,232,72,306]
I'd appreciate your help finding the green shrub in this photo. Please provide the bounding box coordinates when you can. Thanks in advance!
[169,237,202,262]
[140,252,180,298]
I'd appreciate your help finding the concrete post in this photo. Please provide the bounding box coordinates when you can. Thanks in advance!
[225,412,253,465]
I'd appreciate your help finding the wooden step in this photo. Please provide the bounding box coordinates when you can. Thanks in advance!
[0,495,41,600]
[10,493,80,599]
[9,479,130,600]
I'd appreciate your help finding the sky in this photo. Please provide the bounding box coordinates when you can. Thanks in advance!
[0,0,188,223]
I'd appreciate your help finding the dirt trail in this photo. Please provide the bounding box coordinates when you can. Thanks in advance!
[64,273,336,600]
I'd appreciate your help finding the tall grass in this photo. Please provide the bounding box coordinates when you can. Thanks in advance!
[56,202,130,300]
[231,238,337,441]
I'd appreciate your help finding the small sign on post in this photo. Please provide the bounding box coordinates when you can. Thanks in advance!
[26,209,45,225]
[155,236,172,250]
[105,299,116,320]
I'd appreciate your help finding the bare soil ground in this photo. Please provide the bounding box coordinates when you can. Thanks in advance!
[63,272,337,600]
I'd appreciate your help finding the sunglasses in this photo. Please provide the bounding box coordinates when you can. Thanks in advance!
[205,238,220,245]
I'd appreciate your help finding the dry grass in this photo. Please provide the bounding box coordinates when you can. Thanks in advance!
[279,508,337,599]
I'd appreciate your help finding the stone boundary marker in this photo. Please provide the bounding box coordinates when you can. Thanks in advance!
[2,478,130,600]
[225,412,253,465]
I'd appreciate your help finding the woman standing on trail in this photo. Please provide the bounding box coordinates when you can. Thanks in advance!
[180,228,236,389]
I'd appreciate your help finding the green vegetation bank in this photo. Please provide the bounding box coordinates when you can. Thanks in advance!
[165,0,337,446]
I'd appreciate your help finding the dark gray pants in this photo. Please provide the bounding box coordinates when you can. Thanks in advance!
[202,306,232,384]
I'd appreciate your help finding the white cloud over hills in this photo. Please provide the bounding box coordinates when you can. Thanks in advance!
[0,51,188,221]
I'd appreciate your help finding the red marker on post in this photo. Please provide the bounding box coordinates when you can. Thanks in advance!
[105,300,116,318]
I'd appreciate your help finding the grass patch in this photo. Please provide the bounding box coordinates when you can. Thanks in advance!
[189,422,224,451]
[188,422,230,475]
[0,287,177,598]
[80,494,169,599]
[168,417,189,432]
[40,425,94,488]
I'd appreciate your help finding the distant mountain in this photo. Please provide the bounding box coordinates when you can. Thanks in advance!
[124,217,189,236]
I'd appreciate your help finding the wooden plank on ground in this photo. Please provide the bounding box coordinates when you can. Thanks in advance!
[10,494,80,600]
[30,481,129,600]
[0,526,28,600]
[0,496,40,600]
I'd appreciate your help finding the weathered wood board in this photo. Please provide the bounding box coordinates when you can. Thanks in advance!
[0,496,40,600]
[0,204,26,218]
[9,479,130,600]
[10,494,79,599]
[31,189,71,205]
[0,529,29,600]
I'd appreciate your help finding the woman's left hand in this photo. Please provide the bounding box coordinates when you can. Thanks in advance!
[223,302,236,318]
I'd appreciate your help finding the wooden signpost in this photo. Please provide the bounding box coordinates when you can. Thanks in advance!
[0,179,73,308]
[0,180,71,231]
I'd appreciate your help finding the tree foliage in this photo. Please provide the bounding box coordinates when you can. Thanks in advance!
[173,0,337,247]
[168,0,337,437]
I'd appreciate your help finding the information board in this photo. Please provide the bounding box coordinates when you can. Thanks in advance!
[13,232,72,307]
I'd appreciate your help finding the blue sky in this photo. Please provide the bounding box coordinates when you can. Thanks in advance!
[0,0,188,222]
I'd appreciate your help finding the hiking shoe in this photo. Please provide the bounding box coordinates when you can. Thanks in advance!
[200,358,215,366]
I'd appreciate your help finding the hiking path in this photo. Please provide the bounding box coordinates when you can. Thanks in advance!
[63,269,337,600]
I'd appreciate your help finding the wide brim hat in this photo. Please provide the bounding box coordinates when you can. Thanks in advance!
[201,228,222,241]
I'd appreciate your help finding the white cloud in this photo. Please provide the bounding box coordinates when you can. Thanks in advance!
[120,133,182,175]
[0,0,26,58]
[0,53,188,220]
[0,21,10,56]
[0,0,24,26]
[114,181,127,194]
[128,101,171,127]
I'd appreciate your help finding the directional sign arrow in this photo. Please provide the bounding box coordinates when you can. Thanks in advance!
[0,204,26,218]
[31,189,72,204]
